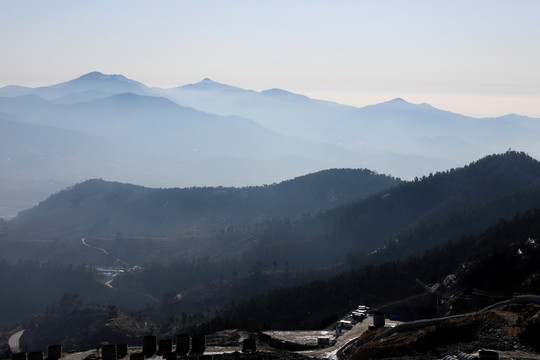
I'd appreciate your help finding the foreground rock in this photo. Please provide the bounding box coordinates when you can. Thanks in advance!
[7,302,540,360]
[345,303,540,360]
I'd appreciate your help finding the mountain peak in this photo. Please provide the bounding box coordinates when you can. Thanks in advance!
[371,98,415,108]
[180,78,247,93]
[43,72,149,96]
[81,71,106,78]
[75,72,130,82]
[386,98,435,110]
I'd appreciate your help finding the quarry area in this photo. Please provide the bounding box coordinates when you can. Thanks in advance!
[4,301,540,360]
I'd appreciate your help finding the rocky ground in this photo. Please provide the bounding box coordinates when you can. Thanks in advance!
[344,303,540,360]
[4,302,540,360]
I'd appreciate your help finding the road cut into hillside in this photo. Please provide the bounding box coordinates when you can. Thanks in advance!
[262,315,402,359]
[8,329,24,353]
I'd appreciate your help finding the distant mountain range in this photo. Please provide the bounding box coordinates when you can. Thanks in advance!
[1,72,539,218]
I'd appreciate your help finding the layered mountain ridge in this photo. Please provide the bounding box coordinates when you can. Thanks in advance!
[1,72,540,219]
[4,151,540,270]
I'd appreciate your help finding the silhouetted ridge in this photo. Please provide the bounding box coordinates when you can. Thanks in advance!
[8,152,540,269]
[9,169,399,240]
[58,71,142,87]
[198,208,540,332]
[181,78,248,92]
[373,97,434,111]
[324,151,540,261]
[78,71,117,79]
[234,151,540,266]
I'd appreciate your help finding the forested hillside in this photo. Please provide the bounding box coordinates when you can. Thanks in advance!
[5,152,540,270]
[231,151,540,267]
[196,209,540,332]
[0,261,111,323]
[3,152,540,329]
[8,168,398,239]
[366,183,540,264]
[327,151,540,249]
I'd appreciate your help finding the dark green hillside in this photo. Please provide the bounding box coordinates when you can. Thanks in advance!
[0,261,112,323]
[367,184,540,263]
[328,151,540,248]
[19,294,155,352]
[245,151,540,266]
[11,151,538,270]
[197,209,540,332]
[8,168,399,239]
[7,151,540,274]
[10,181,151,238]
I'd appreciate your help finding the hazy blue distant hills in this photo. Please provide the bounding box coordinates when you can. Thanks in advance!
[0,71,151,103]
[159,78,540,176]
[0,85,33,97]
[0,113,134,218]
[8,168,399,241]
[0,89,377,217]
[160,77,357,135]
[179,77,248,92]
[0,114,124,174]
[0,90,361,162]
[310,98,540,167]
[2,71,540,218]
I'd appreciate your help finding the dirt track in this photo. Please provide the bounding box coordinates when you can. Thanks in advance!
[261,316,401,359]
[8,330,24,352]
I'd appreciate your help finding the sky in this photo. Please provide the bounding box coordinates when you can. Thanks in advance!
[1,0,539,117]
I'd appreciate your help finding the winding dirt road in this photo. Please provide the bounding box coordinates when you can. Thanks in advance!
[9,330,24,353]
[81,238,159,303]
[81,238,129,266]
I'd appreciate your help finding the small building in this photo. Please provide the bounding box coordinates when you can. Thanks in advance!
[373,311,385,328]
[317,337,331,348]
[352,311,367,321]
[339,320,353,330]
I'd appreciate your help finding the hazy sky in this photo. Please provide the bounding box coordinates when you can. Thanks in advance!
[1,0,539,117]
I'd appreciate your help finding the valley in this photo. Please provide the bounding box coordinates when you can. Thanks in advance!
[1,152,540,360]
[2,1,540,358]
[2,73,540,219]
[1,75,540,360]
